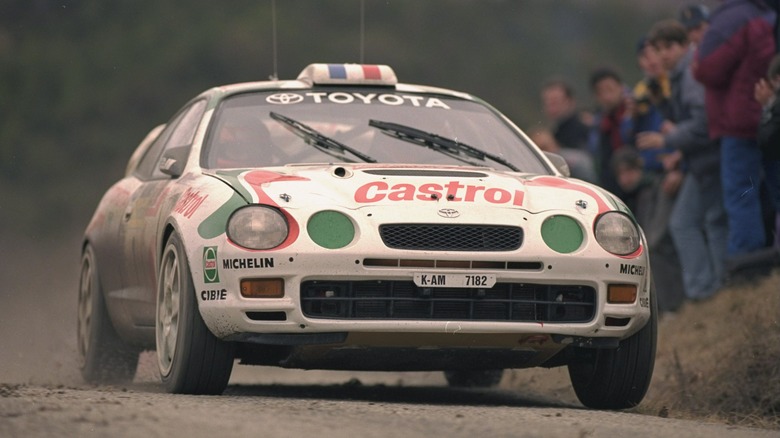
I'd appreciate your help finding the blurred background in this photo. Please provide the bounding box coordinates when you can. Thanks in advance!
[5,4,780,428]
[1,0,720,237]
[3,0,719,379]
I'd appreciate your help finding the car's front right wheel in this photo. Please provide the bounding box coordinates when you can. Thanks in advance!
[156,232,234,394]
[77,244,140,384]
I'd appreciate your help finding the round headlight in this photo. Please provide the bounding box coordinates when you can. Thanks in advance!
[227,206,289,250]
[594,212,640,256]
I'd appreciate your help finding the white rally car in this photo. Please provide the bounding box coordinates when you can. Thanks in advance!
[78,63,655,409]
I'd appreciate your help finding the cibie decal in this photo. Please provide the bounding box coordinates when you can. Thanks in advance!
[201,289,227,301]
[203,246,220,283]
[354,181,524,206]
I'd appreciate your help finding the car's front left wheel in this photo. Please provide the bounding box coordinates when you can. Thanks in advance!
[567,290,657,409]
[156,232,235,394]
[77,244,140,384]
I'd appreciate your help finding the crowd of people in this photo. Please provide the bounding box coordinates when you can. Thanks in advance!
[532,0,780,314]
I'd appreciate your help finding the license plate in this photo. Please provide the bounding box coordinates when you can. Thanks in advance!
[413,273,496,288]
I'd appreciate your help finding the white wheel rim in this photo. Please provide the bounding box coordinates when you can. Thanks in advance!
[156,244,181,377]
[76,253,93,367]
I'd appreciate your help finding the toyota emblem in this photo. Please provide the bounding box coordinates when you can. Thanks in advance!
[266,93,304,105]
[438,208,460,218]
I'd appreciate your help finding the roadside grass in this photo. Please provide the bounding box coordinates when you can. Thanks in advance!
[639,270,780,429]
[505,270,780,430]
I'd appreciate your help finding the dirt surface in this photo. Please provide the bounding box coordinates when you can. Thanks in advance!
[1,231,777,437]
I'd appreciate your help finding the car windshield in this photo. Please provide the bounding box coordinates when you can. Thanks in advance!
[202,88,550,173]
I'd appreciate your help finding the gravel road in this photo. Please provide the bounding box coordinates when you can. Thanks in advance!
[1,368,776,438]
[0,235,775,438]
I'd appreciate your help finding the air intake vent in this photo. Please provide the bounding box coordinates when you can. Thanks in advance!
[301,281,596,323]
[379,224,522,251]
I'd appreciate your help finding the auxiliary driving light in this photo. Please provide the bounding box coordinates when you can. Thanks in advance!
[241,278,284,298]
[607,284,637,304]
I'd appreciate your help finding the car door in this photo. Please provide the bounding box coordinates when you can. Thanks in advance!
[117,100,207,331]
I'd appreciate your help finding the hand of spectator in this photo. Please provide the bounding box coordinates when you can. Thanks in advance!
[636,131,665,150]
[754,78,775,107]
[530,129,560,153]
[660,120,676,134]
[662,150,683,171]
[624,95,636,119]
[662,169,683,196]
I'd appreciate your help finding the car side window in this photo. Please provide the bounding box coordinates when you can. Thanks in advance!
[135,99,207,180]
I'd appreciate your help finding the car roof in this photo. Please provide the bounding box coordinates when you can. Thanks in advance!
[196,63,476,102]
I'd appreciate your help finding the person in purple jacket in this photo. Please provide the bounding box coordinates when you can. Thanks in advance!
[693,0,777,266]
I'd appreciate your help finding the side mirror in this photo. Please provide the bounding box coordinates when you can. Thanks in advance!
[159,146,190,177]
[543,152,570,178]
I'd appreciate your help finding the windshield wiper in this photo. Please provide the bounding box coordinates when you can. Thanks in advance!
[270,112,377,163]
[368,119,519,171]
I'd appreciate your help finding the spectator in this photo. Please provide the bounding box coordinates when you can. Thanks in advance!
[678,4,710,45]
[755,54,780,251]
[612,148,684,312]
[640,19,727,301]
[764,0,780,51]
[632,37,673,173]
[693,0,776,268]
[529,129,597,183]
[541,78,591,151]
[539,78,598,182]
[588,68,633,197]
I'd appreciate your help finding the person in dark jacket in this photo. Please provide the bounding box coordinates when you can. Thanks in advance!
[541,78,591,151]
[539,78,598,182]
[632,37,673,175]
[764,0,780,51]
[639,19,727,300]
[587,68,633,197]
[612,148,684,312]
[693,0,776,260]
[755,54,780,250]
[678,4,711,45]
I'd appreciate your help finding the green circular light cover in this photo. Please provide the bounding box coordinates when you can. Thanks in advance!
[307,211,355,249]
[541,215,583,254]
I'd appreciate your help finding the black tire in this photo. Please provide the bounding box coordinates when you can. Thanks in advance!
[444,370,504,388]
[156,233,234,394]
[77,244,140,384]
[567,291,658,409]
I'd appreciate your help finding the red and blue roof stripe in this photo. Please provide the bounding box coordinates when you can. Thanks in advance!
[327,64,383,81]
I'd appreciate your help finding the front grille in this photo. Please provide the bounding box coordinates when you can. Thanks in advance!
[379,224,523,251]
[301,280,595,323]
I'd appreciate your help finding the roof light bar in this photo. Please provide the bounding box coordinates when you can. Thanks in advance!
[297,63,398,86]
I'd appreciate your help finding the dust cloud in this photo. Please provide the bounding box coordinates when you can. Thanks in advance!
[0,231,83,385]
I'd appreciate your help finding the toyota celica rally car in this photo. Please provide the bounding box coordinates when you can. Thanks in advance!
[77,63,655,409]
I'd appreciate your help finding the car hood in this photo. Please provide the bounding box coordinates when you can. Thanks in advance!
[204,164,623,217]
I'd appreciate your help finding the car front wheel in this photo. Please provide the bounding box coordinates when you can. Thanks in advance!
[156,232,234,394]
[567,291,657,409]
[77,244,140,384]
